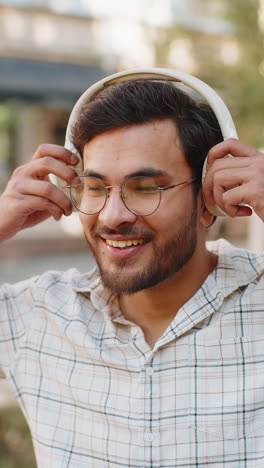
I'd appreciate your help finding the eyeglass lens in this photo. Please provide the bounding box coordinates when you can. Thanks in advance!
[69,176,161,215]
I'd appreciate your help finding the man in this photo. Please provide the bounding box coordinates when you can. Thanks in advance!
[0,74,264,467]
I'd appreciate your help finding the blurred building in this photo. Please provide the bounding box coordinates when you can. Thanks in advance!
[0,2,106,173]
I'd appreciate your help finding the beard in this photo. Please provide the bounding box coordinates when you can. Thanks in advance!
[84,206,198,295]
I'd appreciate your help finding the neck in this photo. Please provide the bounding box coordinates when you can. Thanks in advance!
[119,244,218,347]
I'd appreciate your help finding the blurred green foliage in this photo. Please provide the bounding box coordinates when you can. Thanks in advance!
[0,103,16,191]
[154,0,264,147]
[0,406,36,468]
[200,0,264,148]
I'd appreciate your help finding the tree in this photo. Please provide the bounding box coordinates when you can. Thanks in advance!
[152,0,264,147]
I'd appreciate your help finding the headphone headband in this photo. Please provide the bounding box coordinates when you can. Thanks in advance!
[65,67,238,216]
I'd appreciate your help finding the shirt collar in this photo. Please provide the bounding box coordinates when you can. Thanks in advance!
[73,266,128,323]
[208,238,263,295]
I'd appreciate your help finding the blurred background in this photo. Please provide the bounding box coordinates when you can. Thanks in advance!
[0,0,264,466]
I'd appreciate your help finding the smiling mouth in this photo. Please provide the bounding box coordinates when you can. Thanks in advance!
[105,239,145,248]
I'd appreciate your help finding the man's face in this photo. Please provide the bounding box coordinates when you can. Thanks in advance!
[80,119,202,295]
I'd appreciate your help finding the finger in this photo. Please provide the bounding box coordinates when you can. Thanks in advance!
[207,138,263,168]
[21,207,62,228]
[24,211,54,227]
[21,179,73,216]
[21,157,78,184]
[203,157,264,210]
[223,204,253,217]
[33,144,80,166]
[222,184,264,219]
[211,182,251,217]
[203,156,254,194]
[203,166,251,209]
[15,194,66,224]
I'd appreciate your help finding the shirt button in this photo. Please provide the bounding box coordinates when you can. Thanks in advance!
[144,432,154,443]
[145,366,154,376]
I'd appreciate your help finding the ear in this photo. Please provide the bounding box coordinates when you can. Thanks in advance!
[199,195,215,227]
[201,208,215,227]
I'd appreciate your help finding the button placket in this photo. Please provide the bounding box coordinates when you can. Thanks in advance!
[145,366,154,377]
[144,431,154,443]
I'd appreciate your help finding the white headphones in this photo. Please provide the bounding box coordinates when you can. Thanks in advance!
[65,68,238,216]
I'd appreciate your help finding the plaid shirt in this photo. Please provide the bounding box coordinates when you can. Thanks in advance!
[0,239,264,467]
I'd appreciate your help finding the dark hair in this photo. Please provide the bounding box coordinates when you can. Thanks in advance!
[72,80,223,190]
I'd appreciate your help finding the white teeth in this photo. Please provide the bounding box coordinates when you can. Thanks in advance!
[118,241,127,248]
[106,239,144,248]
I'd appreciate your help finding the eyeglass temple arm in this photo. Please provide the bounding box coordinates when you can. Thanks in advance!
[159,178,199,191]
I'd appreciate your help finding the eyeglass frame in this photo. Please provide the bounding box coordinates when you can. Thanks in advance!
[66,175,199,216]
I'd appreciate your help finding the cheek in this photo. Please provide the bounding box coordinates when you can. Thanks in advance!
[154,193,197,229]
[79,213,97,236]
[144,211,175,240]
[156,199,183,225]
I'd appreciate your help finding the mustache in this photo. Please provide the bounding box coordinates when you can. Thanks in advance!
[92,225,155,241]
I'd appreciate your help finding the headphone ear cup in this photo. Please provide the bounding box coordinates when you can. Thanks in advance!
[202,156,228,216]
[202,152,238,216]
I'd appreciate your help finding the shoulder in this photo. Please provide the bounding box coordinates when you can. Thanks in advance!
[207,239,264,298]
[207,238,264,275]
[0,267,99,305]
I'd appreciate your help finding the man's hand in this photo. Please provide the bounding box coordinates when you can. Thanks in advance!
[0,144,80,242]
[202,138,264,221]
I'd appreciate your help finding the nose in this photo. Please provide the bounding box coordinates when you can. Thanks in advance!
[98,186,137,229]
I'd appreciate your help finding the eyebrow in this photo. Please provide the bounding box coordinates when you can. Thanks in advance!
[126,168,169,178]
[81,169,106,179]
[81,167,169,179]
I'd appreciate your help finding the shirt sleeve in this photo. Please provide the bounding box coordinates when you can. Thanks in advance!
[0,278,36,377]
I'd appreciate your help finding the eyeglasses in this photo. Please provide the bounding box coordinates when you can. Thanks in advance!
[66,175,198,216]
